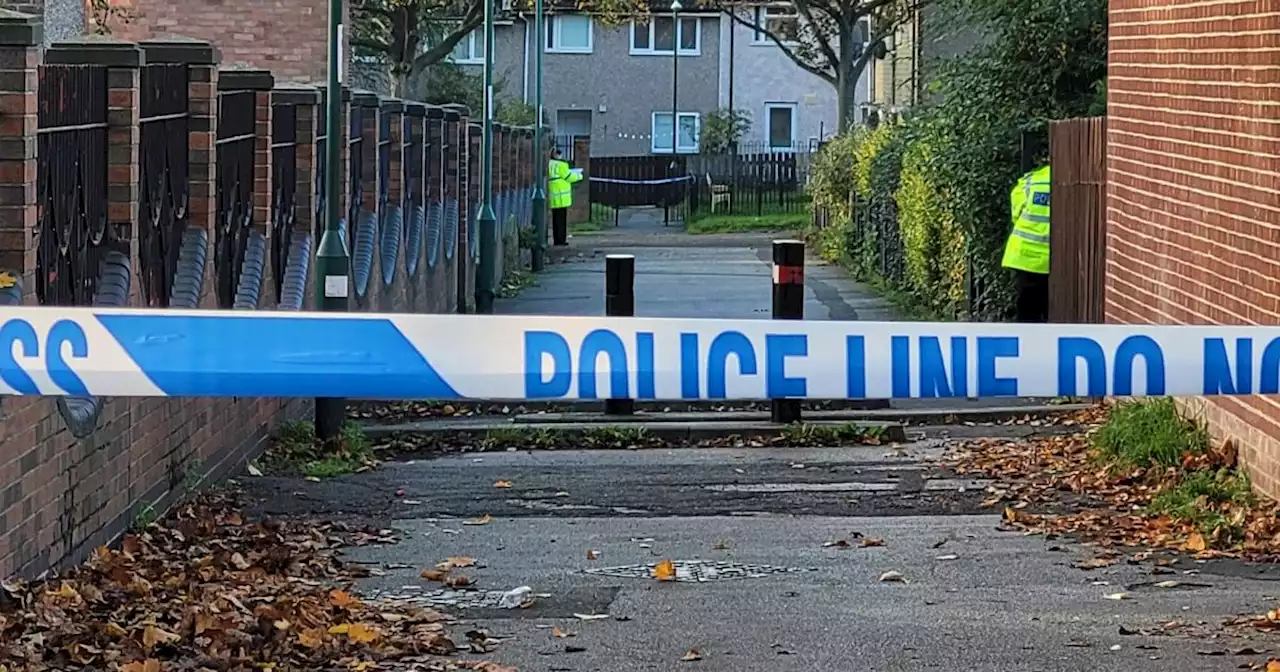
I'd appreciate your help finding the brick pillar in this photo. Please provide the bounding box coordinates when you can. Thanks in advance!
[444,104,471,314]
[272,83,319,310]
[466,121,481,313]
[0,11,40,302]
[569,135,590,224]
[439,106,460,313]
[217,68,274,310]
[137,37,220,309]
[46,38,144,306]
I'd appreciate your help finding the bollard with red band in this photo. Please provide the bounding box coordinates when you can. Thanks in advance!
[605,254,636,415]
[772,240,805,423]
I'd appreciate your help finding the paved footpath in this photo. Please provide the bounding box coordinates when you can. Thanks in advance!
[500,207,898,321]
[248,209,1280,671]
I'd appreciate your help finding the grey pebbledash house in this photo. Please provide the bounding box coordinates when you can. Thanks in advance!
[454,2,867,156]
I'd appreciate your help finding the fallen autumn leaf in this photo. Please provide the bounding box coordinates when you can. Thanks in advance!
[681,648,703,661]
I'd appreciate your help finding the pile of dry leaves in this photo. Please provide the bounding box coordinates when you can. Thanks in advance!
[0,493,512,671]
[945,410,1280,560]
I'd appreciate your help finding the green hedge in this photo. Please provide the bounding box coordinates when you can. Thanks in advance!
[805,0,1106,321]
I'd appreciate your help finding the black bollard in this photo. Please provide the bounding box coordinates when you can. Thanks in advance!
[605,254,636,416]
[771,240,805,424]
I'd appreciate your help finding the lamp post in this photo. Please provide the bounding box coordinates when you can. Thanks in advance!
[315,0,350,442]
[530,0,547,272]
[476,0,498,313]
[670,0,682,161]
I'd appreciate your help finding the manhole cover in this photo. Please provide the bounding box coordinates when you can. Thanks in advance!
[584,560,814,582]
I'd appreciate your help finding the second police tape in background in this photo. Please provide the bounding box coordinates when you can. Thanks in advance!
[1,309,1279,401]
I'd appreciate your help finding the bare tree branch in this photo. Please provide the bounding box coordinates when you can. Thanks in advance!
[722,8,835,85]
[407,1,485,80]
[791,0,840,72]
[352,36,393,52]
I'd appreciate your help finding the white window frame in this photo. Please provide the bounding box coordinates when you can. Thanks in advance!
[651,111,700,154]
[449,28,485,65]
[764,102,798,151]
[629,16,701,56]
[545,14,594,54]
[752,5,799,45]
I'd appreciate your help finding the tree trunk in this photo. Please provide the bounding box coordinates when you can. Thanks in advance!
[836,22,859,134]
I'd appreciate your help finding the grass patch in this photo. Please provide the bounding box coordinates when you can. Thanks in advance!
[1090,399,1254,539]
[1093,398,1210,469]
[780,422,887,445]
[260,420,375,478]
[497,268,536,298]
[685,212,808,235]
[570,219,606,234]
[1148,468,1254,536]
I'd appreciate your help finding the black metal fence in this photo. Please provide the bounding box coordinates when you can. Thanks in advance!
[36,64,115,308]
[271,99,297,305]
[684,152,807,219]
[214,89,257,309]
[589,155,687,208]
[138,63,190,308]
[588,151,809,221]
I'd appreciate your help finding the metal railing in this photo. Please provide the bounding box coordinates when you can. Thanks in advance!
[137,63,191,307]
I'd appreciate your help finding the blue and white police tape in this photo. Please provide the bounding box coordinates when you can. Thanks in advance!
[0,306,1276,400]
[587,175,695,185]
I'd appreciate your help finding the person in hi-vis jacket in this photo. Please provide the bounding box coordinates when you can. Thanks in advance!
[1001,164,1051,322]
[548,148,582,246]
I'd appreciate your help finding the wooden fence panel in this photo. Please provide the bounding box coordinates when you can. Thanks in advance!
[1048,116,1107,324]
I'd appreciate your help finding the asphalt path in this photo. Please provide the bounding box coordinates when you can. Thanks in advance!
[244,441,1280,672]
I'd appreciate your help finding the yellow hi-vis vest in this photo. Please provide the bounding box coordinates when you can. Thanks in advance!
[548,159,581,209]
[1001,164,1051,275]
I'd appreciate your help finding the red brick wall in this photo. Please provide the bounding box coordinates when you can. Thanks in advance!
[0,45,467,580]
[1106,0,1280,496]
[101,0,342,83]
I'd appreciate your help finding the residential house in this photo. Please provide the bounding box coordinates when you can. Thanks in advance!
[717,4,860,151]
[455,6,722,156]
[457,1,861,156]
[863,4,984,119]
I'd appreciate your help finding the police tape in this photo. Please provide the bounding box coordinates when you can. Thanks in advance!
[0,307,1272,400]
[587,175,695,185]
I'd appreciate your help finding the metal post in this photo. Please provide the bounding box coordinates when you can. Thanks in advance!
[475,0,498,313]
[771,240,804,424]
[530,0,547,272]
[668,0,682,227]
[671,0,681,159]
[315,0,350,442]
[604,254,636,416]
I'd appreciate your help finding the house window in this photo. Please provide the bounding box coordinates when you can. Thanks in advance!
[546,14,593,53]
[765,103,796,151]
[652,112,700,154]
[753,5,799,44]
[450,28,485,64]
[630,16,700,55]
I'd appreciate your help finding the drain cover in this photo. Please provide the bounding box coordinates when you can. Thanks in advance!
[365,589,516,609]
[584,560,814,582]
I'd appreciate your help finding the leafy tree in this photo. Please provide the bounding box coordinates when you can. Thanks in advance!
[414,61,535,124]
[352,0,645,98]
[699,108,751,154]
[723,0,924,132]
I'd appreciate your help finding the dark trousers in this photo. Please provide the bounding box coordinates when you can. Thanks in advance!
[551,207,568,246]
[1014,270,1049,323]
